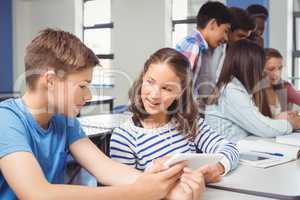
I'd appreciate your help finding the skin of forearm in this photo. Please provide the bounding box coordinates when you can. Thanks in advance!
[25,183,143,200]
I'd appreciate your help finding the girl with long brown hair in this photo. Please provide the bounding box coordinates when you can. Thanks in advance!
[109,48,239,186]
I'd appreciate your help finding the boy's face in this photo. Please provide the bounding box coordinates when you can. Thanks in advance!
[254,16,265,36]
[229,29,252,43]
[49,68,93,117]
[206,21,230,48]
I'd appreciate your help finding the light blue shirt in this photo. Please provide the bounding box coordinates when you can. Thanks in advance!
[205,77,293,142]
[0,98,86,200]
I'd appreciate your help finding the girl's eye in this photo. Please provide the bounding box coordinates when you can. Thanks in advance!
[162,87,172,92]
[147,79,154,84]
[79,85,86,89]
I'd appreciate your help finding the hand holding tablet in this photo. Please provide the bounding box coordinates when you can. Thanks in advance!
[164,153,223,170]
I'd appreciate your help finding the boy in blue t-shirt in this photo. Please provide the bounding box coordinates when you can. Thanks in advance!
[0,29,204,200]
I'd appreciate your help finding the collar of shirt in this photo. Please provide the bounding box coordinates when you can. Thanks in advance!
[193,29,209,51]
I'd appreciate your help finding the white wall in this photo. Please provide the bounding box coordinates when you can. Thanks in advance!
[109,0,172,105]
[12,0,83,92]
[269,0,293,80]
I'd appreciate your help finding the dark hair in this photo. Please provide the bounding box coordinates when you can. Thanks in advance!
[229,7,255,32]
[197,1,231,29]
[264,48,283,60]
[128,48,199,140]
[246,4,269,20]
[210,39,271,116]
[25,28,99,90]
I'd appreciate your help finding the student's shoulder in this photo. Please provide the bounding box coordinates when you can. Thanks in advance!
[0,99,25,122]
[223,78,248,95]
[176,33,198,50]
[112,118,140,138]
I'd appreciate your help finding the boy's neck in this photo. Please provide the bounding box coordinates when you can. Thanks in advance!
[22,90,53,129]
[198,28,209,46]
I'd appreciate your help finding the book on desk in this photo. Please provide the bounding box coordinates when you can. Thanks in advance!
[237,139,300,168]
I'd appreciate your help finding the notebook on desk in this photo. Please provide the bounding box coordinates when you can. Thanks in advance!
[78,114,130,129]
[237,139,300,168]
[276,133,300,146]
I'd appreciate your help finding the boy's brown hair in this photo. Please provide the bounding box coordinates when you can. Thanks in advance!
[25,28,99,89]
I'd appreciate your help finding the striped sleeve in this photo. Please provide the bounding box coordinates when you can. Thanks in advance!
[194,118,239,174]
[109,127,137,168]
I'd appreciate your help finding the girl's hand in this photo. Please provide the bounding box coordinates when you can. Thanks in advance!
[287,115,300,130]
[197,162,224,183]
[275,111,298,120]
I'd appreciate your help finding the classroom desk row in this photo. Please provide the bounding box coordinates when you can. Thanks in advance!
[79,113,300,200]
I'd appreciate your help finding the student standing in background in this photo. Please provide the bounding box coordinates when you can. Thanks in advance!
[176,1,231,105]
[247,4,269,47]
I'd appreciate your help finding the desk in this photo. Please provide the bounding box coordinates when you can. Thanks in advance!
[209,160,300,200]
[85,95,115,112]
[79,113,131,154]
[202,188,273,200]
[68,114,129,184]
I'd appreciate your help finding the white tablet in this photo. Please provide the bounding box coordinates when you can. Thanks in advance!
[164,153,223,170]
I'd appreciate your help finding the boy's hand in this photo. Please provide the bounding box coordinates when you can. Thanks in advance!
[133,159,186,200]
[197,162,224,184]
[166,168,205,200]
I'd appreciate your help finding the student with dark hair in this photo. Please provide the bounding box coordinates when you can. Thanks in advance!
[264,48,300,117]
[205,40,300,142]
[247,4,269,47]
[211,7,256,85]
[176,1,231,102]
[228,7,256,42]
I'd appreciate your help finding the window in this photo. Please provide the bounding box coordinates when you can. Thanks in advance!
[83,0,114,87]
[292,11,300,89]
[172,0,206,47]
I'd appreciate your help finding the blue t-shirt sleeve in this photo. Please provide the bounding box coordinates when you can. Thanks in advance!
[0,108,32,158]
[65,117,87,146]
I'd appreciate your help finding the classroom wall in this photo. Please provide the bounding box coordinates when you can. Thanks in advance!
[12,0,83,92]
[269,0,293,80]
[0,0,13,93]
[109,0,172,105]
[11,0,294,105]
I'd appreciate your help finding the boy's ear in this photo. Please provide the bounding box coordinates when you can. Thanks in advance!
[44,70,57,90]
[207,19,218,31]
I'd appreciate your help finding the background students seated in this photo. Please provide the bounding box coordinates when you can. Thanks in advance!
[109,48,239,184]
[264,48,300,117]
[205,40,300,142]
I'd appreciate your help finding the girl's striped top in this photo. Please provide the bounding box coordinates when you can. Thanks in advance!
[109,117,239,174]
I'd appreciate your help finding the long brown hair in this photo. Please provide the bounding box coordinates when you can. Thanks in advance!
[210,39,272,117]
[128,48,199,140]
